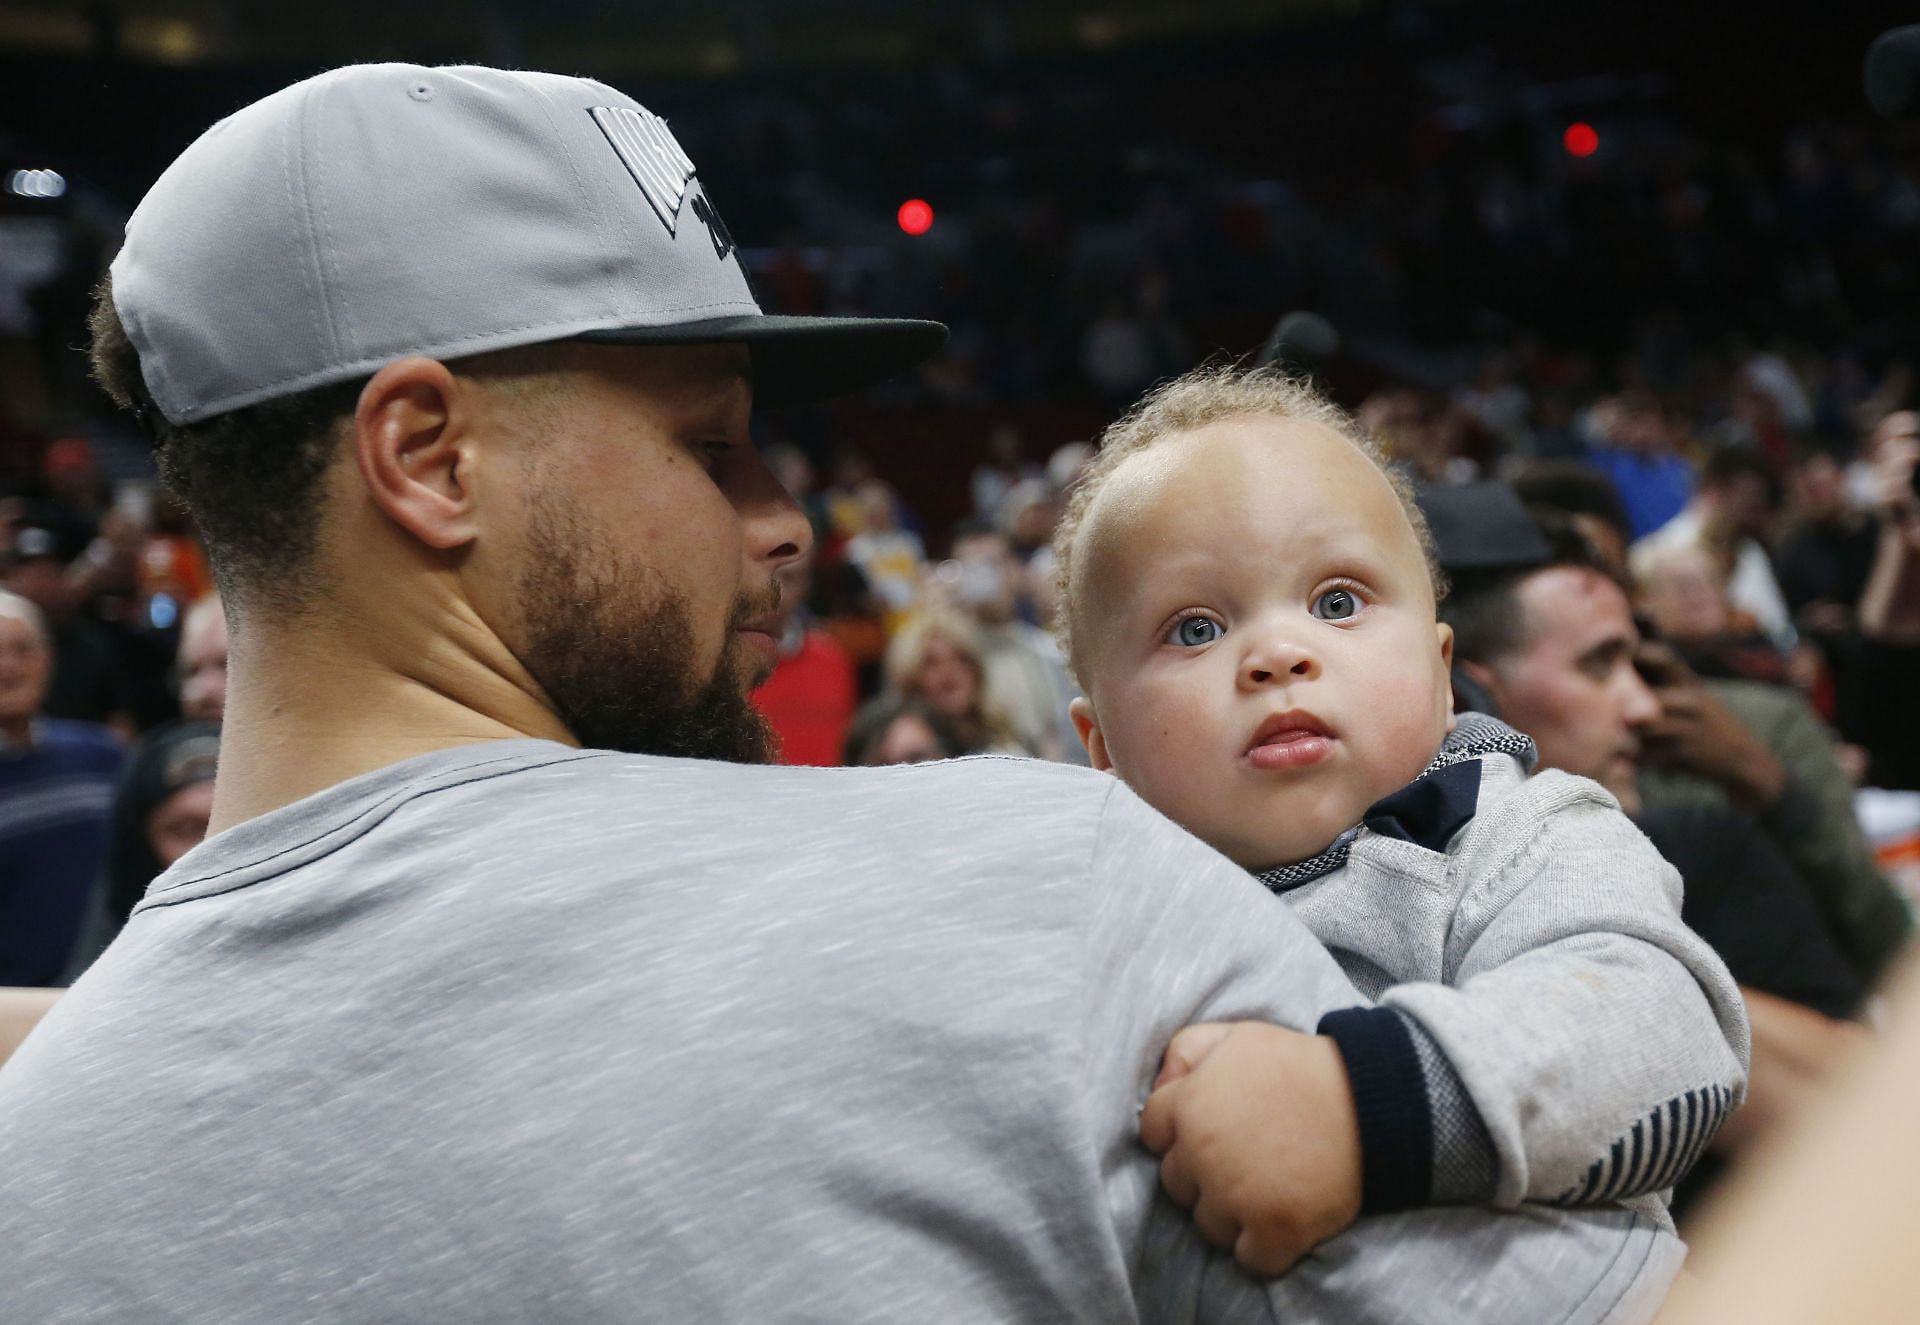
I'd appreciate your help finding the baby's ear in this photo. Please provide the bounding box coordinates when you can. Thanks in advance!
[1070,697,1114,772]
[1435,622,1457,732]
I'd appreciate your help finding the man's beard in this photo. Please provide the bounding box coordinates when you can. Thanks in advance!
[514,490,776,763]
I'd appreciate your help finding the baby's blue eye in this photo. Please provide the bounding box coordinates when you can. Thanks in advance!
[1170,617,1223,647]
[1312,589,1359,622]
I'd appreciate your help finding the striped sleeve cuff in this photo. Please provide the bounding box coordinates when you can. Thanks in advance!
[1401,1014,1499,1203]
[1317,1006,1432,1213]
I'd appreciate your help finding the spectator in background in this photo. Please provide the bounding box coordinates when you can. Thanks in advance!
[751,552,858,767]
[60,593,228,977]
[1638,541,1736,645]
[998,478,1060,563]
[0,590,120,985]
[1453,349,1534,455]
[840,478,926,628]
[842,693,966,766]
[882,608,1025,755]
[35,437,108,554]
[175,592,228,724]
[969,424,1038,526]
[945,520,1081,762]
[0,523,128,730]
[1631,443,1793,648]
[1776,441,1879,636]
[1583,392,1693,541]
[1850,409,1920,790]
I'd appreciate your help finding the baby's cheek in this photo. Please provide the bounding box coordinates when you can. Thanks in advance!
[1108,710,1217,825]
[1370,682,1453,787]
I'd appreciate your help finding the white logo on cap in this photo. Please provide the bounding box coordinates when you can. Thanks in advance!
[590,106,698,235]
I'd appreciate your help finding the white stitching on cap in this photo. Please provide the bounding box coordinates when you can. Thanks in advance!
[523,76,623,320]
[282,79,336,372]
[307,72,359,359]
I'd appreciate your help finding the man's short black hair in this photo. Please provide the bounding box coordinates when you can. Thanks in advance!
[89,275,567,616]
[89,277,364,615]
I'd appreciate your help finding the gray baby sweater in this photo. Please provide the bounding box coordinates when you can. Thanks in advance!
[1261,717,1750,1221]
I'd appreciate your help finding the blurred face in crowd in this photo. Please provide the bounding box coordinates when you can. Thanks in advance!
[481,344,809,761]
[1637,545,1730,644]
[1465,566,1660,813]
[870,712,948,765]
[911,631,981,720]
[1793,452,1848,524]
[950,531,1019,624]
[177,597,229,723]
[147,781,216,869]
[0,603,51,732]
[1711,471,1774,541]
[1069,415,1455,868]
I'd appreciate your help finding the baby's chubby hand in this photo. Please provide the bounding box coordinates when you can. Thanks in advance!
[1139,1022,1364,1278]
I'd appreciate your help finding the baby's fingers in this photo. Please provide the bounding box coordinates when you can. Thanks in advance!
[1154,1022,1237,1090]
[1235,1225,1309,1279]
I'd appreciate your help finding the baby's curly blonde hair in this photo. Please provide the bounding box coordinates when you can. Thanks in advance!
[1050,361,1445,685]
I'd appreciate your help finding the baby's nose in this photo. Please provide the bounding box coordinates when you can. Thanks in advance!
[1241,637,1319,687]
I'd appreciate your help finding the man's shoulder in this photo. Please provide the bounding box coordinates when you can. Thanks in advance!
[1704,675,1815,732]
[562,748,1111,803]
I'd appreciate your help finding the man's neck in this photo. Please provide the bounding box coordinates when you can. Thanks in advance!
[207,619,574,837]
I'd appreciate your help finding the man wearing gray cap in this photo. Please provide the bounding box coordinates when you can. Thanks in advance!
[0,65,1677,1322]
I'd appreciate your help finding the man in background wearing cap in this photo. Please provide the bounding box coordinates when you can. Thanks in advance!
[0,65,1676,1322]
[1432,492,1877,1213]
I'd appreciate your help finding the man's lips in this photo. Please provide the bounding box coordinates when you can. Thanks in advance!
[1246,710,1335,771]
[735,623,780,667]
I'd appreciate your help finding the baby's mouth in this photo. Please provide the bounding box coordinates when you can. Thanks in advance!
[1246,711,1336,770]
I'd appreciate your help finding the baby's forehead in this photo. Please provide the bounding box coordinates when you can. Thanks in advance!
[1084,416,1414,564]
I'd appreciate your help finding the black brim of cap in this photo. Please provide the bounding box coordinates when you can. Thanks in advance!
[575,314,947,412]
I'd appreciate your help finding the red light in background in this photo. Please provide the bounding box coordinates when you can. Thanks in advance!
[897,198,935,235]
[1563,122,1600,158]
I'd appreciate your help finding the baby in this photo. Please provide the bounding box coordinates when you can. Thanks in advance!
[1052,364,1748,1267]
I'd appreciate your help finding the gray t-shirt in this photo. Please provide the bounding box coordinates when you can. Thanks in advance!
[0,742,1679,1323]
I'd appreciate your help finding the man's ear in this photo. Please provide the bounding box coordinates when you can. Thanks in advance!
[353,357,483,552]
[1069,696,1114,772]
[1435,622,1457,732]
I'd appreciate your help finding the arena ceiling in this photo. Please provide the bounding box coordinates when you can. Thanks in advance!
[1,0,1383,72]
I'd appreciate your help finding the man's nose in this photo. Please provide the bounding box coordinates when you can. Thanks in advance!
[1619,666,1663,728]
[744,451,814,567]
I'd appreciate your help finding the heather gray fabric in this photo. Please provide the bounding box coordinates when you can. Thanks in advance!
[111,64,943,421]
[0,743,1680,1323]
[1286,753,1749,1216]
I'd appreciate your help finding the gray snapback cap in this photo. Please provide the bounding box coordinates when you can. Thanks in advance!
[111,63,947,423]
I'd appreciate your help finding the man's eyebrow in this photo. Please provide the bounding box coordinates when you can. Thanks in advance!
[1581,636,1635,666]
